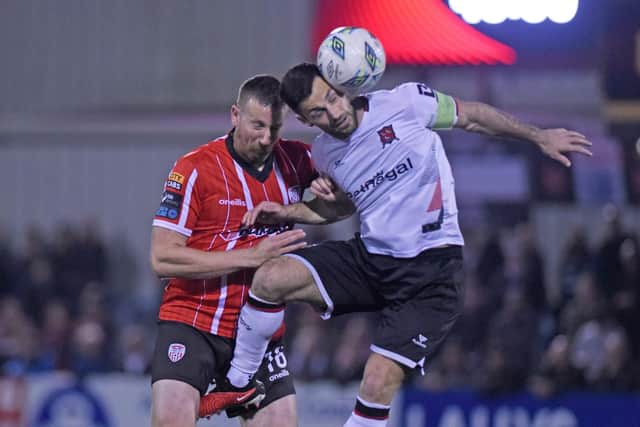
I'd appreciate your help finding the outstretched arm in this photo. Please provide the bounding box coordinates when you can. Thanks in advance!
[150,227,306,279]
[242,175,356,226]
[455,100,592,167]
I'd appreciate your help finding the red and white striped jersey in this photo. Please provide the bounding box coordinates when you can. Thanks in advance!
[153,131,316,338]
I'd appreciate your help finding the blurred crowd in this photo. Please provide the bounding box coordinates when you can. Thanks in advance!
[0,221,148,377]
[284,206,640,397]
[1,206,639,397]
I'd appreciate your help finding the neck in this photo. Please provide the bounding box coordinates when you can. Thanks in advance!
[231,130,268,170]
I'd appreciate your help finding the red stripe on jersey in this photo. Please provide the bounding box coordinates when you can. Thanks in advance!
[156,135,315,339]
[426,179,443,212]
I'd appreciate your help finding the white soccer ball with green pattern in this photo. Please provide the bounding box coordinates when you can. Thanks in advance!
[316,27,386,95]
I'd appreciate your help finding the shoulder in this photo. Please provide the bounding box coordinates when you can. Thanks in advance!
[366,82,422,103]
[177,135,228,165]
[277,138,312,156]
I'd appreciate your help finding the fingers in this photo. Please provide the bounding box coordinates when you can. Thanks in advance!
[242,207,261,227]
[310,186,337,202]
[272,229,306,244]
[279,240,308,254]
[242,202,283,226]
[555,154,571,168]
[266,229,307,254]
[572,146,593,157]
[566,131,592,146]
[311,176,335,196]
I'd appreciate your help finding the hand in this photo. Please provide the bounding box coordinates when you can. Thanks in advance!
[251,229,307,266]
[242,201,289,227]
[535,128,592,167]
[310,174,338,202]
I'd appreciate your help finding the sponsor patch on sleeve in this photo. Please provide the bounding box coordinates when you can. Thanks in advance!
[156,191,183,220]
[166,172,185,191]
[169,172,185,184]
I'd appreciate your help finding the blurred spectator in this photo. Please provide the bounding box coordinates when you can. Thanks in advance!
[593,328,637,391]
[76,217,107,284]
[417,337,470,391]
[69,318,113,376]
[286,305,332,381]
[610,235,640,356]
[558,226,592,309]
[51,223,86,302]
[529,334,584,398]
[569,320,632,391]
[475,230,505,302]
[330,316,372,384]
[476,286,537,394]
[39,300,72,371]
[0,225,15,297]
[0,214,638,398]
[118,324,151,374]
[558,272,608,335]
[0,297,41,375]
[453,276,492,355]
[504,222,547,312]
[594,205,631,299]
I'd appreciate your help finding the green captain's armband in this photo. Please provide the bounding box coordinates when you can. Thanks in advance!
[432,91,457,129]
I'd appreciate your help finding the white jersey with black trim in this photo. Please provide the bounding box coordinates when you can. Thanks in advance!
[312,82,464,257]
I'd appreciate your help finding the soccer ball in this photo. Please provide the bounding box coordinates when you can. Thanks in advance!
[316,27,386,95]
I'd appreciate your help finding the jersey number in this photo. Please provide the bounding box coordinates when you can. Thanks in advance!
[416,83,435,98]
[264,345,288,373]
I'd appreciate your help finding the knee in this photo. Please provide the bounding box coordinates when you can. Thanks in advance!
[152,404,194,427]
[252,257,289,302]
[151,382,197,427]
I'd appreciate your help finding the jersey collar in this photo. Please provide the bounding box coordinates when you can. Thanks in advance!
[225,129,275,183]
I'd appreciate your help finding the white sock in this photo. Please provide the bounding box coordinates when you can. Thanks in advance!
[227,291,285,388]
[343,396,390,427]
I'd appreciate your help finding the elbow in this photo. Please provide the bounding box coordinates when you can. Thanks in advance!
[150,251,168,278]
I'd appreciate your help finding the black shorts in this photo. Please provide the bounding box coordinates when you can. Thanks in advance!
[285,235,464,373]
[151,321,295,415]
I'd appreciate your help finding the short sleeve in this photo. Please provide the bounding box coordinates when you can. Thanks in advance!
[152,156,201,237]
[399,82,458,130]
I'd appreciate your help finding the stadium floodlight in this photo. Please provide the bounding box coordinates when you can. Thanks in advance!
[448,0,579,24]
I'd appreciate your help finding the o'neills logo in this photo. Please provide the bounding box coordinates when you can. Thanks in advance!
[219,198,246,206]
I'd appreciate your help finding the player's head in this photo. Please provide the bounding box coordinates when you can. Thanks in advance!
[231,75,286,166]
[281,63,357,140]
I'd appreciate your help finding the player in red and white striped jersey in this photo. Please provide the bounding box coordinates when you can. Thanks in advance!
[149,75,323,427]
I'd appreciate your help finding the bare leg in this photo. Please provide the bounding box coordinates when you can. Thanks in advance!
[151,379,199,427]
[241,394,298,427]
[343,353,406,427]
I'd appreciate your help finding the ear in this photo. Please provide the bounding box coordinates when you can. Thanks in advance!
[296,114,314,127]
[230,104,240,127]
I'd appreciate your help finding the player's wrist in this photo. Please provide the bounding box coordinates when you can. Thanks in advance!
[241,247,265,269]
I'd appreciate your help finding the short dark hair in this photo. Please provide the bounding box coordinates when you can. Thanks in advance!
[280,63,323,114]
[237,74,284,110]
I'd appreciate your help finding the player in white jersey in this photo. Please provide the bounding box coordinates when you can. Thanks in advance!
[201,63,592,425]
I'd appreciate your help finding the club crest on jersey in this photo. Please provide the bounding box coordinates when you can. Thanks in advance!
[167,343,186,362]
[377,125,399,148]
[287,186,302,203]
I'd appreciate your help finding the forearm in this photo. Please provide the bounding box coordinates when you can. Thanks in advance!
[151,244,259,280]
[457,101,541,144]
[284,197,355,225]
